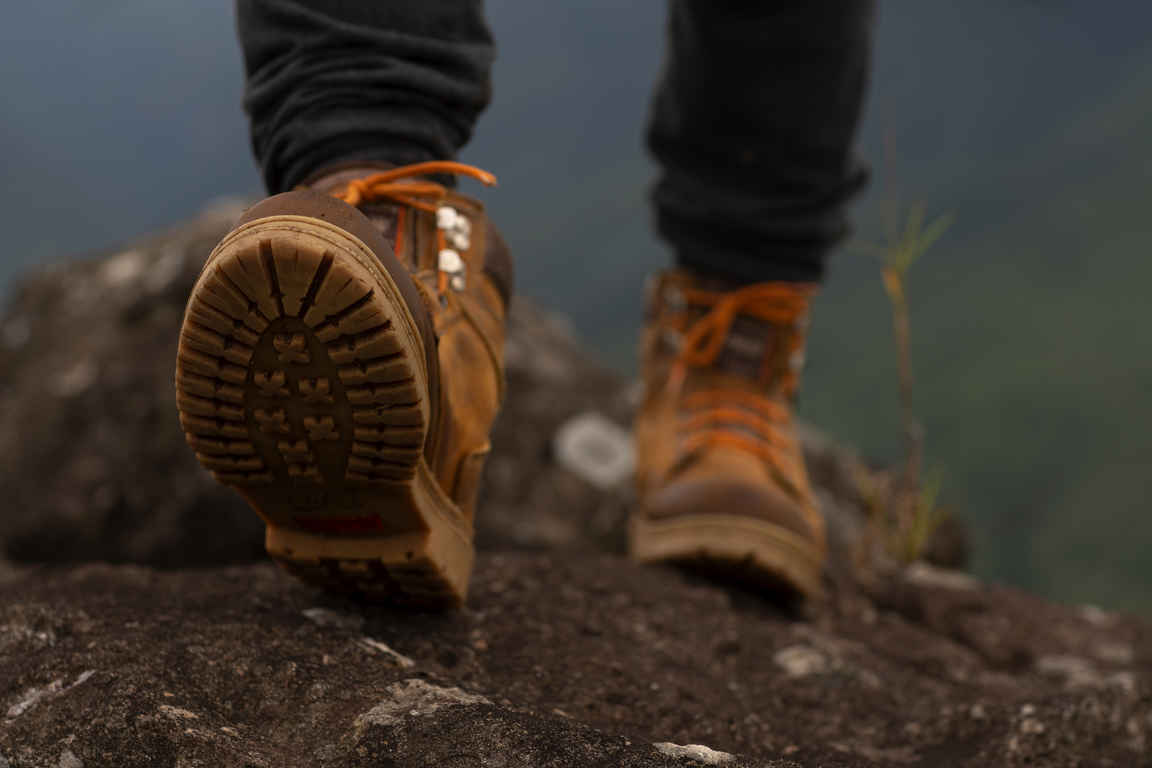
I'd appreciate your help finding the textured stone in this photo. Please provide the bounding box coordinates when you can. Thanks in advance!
[2,209,1148,768]
[1,557,1150,767]
[654,742,736,764]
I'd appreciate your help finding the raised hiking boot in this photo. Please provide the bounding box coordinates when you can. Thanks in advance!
[630,270,826,598]
[175,161,512,606]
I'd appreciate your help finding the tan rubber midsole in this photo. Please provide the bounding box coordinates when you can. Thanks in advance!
[630,513,824,581]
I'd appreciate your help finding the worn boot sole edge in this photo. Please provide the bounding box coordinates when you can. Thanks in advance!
[629,514,825,599]
[175,214,473,606]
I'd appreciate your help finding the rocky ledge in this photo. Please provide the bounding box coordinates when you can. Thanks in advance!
[0,205,1149,767]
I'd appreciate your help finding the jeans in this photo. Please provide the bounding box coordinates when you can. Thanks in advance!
[237,0,875,283]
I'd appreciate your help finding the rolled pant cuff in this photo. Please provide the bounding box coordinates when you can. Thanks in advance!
[257,105,464,192]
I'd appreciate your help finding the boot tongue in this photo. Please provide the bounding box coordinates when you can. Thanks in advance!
[305,165,405,257]
[668,270,809,398]
[711,314,783,381]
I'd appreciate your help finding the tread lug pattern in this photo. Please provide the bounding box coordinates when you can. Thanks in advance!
[178,235,425,488]
[272,555,458,607]
[176,223,467,604]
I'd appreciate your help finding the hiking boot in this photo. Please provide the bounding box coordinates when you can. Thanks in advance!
[630,270,826,598]
[175,161,511,606]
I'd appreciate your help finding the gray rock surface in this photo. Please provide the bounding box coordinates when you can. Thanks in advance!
[2,205,1148,767]
[2,556,1150,767]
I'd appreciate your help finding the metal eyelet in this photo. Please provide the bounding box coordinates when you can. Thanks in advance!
[437,205,473,288]
[438,248,466,292]
[436,206,459,230]
[448,230,470,250]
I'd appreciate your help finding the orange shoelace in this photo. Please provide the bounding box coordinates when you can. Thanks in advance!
[334,160,497,210]
[667,282,815,491]
[332,161,498,295]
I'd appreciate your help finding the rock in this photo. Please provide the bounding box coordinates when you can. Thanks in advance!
[56,750,82,768]
[357,638,416,669]
[5,680,64,721]
[772,646,829,678]
[2,210,1151,766]
[354,679,491,729]
[653,742,736,764]
[1034,655,1136,693]
[1,559,1150,766]
[301,607,364,632]
[903,561,979,591]
[5,671,93,720]
[553,411,635,491]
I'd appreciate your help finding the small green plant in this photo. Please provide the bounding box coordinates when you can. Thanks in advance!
[859,202,953,563]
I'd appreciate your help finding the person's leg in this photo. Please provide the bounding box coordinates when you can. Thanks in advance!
[237,0,494,193]
[176,1,509,606]
[648,0,876,284]
[632,0,877,600]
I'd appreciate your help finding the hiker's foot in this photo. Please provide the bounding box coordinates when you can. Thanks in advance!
[630,270,826,599]
[175,162,511,606]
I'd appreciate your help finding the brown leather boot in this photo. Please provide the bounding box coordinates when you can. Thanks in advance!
[630,270,826,598]
[175,161,511,606]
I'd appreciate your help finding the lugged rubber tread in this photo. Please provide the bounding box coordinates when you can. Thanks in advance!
[176,214,472,606]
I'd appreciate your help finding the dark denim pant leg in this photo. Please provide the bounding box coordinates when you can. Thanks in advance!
[237,0,494,193]
[648,0,877,284]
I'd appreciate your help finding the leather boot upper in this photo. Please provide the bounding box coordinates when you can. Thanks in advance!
[634,269,826,552]
[309,162,512,522]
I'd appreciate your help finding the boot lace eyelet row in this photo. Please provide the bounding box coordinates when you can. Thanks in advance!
[662,282,815,489]
[334,161,496,297]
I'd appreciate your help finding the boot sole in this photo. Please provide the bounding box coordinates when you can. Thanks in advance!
[175,215,472,606]
[630,513,824,599]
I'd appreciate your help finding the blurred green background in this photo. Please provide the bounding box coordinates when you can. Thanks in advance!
[1,1,1148,612]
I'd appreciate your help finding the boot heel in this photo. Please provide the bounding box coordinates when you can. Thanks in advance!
[265,497,474,606]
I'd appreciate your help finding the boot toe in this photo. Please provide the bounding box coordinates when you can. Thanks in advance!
[632,476,826,598]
